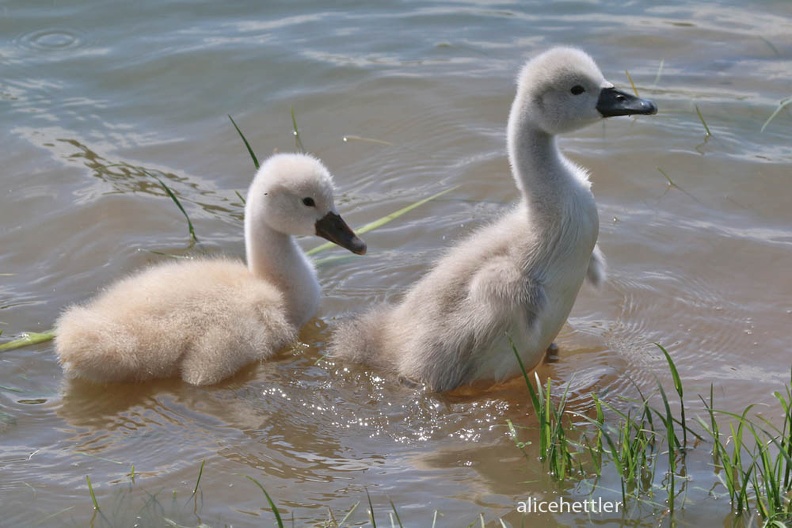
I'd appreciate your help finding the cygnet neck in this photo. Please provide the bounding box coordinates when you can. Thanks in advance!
[508,121,581,216]
[244,206,319,327]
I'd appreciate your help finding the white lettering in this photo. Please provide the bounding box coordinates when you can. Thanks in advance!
[515,497,622,515]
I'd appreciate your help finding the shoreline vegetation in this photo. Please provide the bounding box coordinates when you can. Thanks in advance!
[508,344,792,527]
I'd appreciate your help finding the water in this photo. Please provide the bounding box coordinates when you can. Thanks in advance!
[1,0,791,525]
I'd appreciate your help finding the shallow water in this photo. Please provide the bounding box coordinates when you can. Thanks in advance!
[1,0,791,526]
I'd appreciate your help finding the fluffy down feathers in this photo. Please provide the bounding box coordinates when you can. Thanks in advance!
[56,259,295,385]
[330,47,655,391]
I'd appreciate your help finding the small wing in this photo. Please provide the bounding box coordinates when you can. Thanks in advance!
[586,244,607,288]
[469,256,546,325]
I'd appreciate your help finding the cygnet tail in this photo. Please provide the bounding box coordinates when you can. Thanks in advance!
[329,305,395,369]
[54,306,165,383]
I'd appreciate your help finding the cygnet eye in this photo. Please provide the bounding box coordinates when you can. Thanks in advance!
[570,85,585,95]
[302,197,316,207]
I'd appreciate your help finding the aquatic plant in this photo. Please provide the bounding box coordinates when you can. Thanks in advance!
[509,344,792,527]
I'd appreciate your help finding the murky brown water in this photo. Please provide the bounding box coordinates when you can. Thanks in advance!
[2,1,791,526]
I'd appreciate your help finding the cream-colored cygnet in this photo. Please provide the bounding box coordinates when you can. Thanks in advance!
[56,153,366,385]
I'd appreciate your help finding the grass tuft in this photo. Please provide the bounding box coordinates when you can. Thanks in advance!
[510,339,575,479]
[509,342,792,526]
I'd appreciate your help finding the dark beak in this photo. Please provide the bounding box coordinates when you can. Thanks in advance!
[315,212,367,255]
[596,87,657,118]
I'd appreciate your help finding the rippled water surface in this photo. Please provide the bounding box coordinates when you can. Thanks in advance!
[1,1,791,526]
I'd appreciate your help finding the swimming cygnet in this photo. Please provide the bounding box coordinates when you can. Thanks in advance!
[55,153,366,385]
[330,47,656,391]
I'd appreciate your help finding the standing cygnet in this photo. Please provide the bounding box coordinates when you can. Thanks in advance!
[55,153,366,386]
[330,47,656,391]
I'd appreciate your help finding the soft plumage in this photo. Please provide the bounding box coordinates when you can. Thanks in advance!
[55,153,366,385]
[330,47,656,391]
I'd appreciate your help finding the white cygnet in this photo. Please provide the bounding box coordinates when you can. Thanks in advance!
[330,47,656,391]
[55,153,366,386]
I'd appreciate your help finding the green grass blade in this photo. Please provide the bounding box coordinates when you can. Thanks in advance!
[658,167,674,187]
[291,106,305,154]
[694,104,712,137]
[245,476,284,528]
[655,344,682,397]
[388,499,403,528]
[508,337,548,461]
[86,475,100,511]
[366,488,377,528]
[599,426,628,503]
[191,459,205,496]
[228,114,260,170]
[506,419,530,455]
[656,343,686,448]
[625,70,639,97]
[509,336,535,401]
[761,96,792,132]
[150,174,198,245]
[342,135,394,146]
[31,506,76,527]
[0,330,56,352]
[657,167,703,205]
[653,59,665,87]
[543,377,553,464]
[306,186,458,256]
[656,382,678,518]
[338,501,359,525]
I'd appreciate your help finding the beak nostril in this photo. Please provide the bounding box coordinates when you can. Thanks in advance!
[596,86,657,117]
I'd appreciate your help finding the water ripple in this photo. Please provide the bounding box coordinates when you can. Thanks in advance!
[16,28,83,52]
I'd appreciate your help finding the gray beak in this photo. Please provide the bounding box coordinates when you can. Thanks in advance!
[596,87,657,117]
[315,212,367,255]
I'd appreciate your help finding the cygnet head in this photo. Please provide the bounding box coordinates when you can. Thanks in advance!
[246,153,367,255]
[512,47,657,136]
